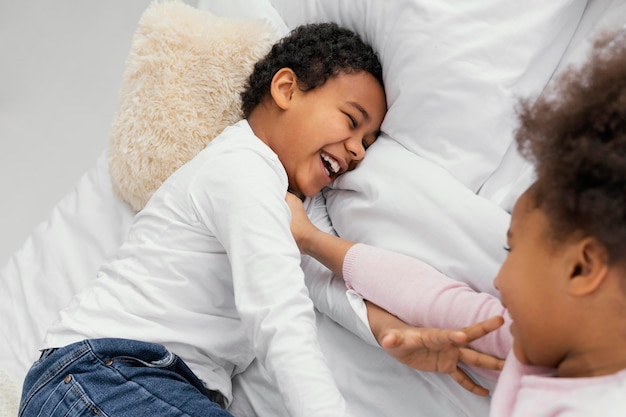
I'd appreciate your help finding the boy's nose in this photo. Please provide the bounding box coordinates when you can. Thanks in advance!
[346,137,366,161]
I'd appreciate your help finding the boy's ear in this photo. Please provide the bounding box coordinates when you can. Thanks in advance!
[270,68,298,110]
[568,237,610,296]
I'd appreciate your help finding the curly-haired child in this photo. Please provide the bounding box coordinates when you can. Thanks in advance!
[287,27,626,416]
[18,22,386,417]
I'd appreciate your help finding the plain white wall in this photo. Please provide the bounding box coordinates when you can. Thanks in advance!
[0,1,174,266]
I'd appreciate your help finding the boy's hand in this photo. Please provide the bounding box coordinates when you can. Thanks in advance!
[379,315,505,396]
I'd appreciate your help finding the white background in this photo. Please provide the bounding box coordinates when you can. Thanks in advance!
[0,1,174,266]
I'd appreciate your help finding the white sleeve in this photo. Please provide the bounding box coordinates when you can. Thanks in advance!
[189,148,351,417]
[300,193,379,347]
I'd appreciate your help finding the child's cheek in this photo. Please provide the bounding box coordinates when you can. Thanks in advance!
[511,323,532,365]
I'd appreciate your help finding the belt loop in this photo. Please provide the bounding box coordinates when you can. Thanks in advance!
[208,389,226,409]
[38,348,58,361]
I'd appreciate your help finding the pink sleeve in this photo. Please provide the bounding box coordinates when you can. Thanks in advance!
[343,243,512,359]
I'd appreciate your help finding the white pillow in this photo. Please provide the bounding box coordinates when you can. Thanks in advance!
[269,0,587,191]
[478,0,626,212]
[324,136,510,297]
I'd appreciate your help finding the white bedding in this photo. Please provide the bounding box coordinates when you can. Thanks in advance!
[2,0,626,416]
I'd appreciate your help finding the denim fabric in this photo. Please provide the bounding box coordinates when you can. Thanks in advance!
[19,339,233,417]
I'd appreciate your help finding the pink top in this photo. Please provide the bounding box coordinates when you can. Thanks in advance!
[343,243,511,359]
[343,243,626,416]
[491,350,626,417]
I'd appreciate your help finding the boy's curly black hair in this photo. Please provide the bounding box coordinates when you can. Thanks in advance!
[240,22,384,118]
[515,29,626,263]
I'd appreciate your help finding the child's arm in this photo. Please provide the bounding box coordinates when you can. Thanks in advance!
[287,193,512,360]
[344,244,511,360]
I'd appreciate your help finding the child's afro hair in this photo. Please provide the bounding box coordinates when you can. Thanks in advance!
[515,28,626,263]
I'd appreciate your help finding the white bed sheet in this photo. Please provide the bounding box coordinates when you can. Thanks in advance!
[3,0,626,416]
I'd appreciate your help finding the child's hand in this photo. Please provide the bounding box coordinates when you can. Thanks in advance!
[285,192,356,277]
[379,315,505,396]
[285,192,319,253]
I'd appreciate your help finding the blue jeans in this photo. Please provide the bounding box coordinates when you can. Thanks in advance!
[19,339,233,417]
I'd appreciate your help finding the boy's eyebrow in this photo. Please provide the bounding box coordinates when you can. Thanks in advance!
[348,101,370,121]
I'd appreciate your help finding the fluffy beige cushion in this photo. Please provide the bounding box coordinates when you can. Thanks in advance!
[109,0,279,211]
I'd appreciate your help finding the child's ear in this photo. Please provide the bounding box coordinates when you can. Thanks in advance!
[568,237,610,296]
[270,68,298,110]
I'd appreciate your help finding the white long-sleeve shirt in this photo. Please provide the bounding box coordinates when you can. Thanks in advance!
[343,243,626,416]
[44,120,350,417]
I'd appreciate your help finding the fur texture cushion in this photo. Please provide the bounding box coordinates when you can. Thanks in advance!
[109,0,279,211]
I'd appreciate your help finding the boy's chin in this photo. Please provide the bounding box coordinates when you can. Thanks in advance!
[287,188,306,201]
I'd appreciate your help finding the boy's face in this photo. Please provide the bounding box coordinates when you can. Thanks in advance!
[275,71,386,197]
[494,189,571,368]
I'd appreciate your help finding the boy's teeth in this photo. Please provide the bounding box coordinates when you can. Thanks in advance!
[321,152,340,174]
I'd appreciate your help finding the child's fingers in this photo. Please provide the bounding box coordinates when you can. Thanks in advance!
[379,331,400,349]
[381,328,467,350]
[422,328,469,347]
[381,317,504,352]
[458,347,505,371]
[461,315,505,343]
[448,367,490,397]
[380,328,428,350]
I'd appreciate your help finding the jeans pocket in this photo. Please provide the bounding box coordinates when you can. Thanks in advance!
[20,343,91,415]
[20,374,104,417]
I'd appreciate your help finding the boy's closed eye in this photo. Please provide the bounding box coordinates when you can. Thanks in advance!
[345,112,357,128]
[363,136,377,150]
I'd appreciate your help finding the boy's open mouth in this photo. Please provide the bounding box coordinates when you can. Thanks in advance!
[321,151,341,178]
